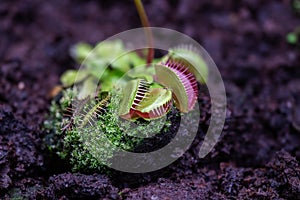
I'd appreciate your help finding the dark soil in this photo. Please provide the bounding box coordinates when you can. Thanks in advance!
[1,0,300,199]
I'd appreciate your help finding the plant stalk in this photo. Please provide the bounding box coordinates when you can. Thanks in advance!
[134,0,154,65]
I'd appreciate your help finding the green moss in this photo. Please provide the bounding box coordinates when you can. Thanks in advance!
[44,88,170,173]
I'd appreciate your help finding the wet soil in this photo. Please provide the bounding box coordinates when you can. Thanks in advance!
[0,0,300,199]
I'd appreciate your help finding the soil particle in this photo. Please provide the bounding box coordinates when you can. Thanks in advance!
[37,173,119,200]
[267,150,300,200]
[217,150,300,200]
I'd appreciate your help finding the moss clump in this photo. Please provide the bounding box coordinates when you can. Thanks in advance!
[44,88,170,173]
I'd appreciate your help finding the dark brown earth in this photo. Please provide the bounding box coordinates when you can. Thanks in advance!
[1,0,300,199]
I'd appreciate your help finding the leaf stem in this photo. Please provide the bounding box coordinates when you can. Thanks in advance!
[134,0,154,65]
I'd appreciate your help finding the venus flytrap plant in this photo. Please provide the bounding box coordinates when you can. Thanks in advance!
[44,0,209,172]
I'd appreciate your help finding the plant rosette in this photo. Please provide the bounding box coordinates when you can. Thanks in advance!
[44,35,211,172]
[44,0,226,174]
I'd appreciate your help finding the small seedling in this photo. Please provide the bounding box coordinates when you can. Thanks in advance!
[44,0,209,172]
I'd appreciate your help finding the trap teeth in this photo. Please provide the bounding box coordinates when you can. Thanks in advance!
[119,79,151,120]
[155,60,198,112]
[119,79,173,120]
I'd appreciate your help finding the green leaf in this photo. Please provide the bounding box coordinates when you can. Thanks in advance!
[60,70,89,87]
[110,51,146,73]
[78,77,97,99]
[100,70,124,92]
[136,88,172,113]
[85,59,107,80]
[150,82,163,89]
[127,65,155,83]
[89,40,146,73]
[94,40,125,59]
[128,51,147,66]
[167,46,208,84]
[155,64,189,112]
[118,79,141,116]
[70,43,93,62]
